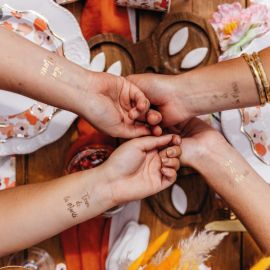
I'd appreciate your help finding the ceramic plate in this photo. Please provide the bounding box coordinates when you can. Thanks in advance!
[0,156,15,190]
[222,109,270,183]
[221,28,270,183]
[0,0,90,156]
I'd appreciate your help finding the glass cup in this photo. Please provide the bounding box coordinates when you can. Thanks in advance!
[66,144,125,217]
[8,247,55,270]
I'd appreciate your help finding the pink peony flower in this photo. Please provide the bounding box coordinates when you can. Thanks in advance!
[210,2,270,60]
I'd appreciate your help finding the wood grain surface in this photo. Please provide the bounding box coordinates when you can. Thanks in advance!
[0,0,264,269]
[88,12,219,74]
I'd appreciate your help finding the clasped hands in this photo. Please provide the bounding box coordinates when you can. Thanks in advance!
[81,72,225,207]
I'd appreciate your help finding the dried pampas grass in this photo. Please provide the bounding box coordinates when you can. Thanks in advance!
[147,230,228,270]
[178,230,228,269]
[120,229,228,270]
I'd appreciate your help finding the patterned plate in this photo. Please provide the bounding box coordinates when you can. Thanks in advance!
[240,106,270,165]
[0,5,62,143]
[0,0,90,155]
[221,108,270,183]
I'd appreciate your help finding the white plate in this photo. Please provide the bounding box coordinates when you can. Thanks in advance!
[0,0,90,156]
[221,109,270,183]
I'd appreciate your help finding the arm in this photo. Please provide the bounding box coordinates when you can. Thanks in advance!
[0,168,112,257]
[0,27,162,137]
[0,27,89,114]
[127,47,270,126]
[0,135,181,257]
[179,118,270,254]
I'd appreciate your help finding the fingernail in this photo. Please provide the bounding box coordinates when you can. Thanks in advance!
[167,148,175,157]
[161,167,168,174]
[162,158,169,164]
[175,136,181,145]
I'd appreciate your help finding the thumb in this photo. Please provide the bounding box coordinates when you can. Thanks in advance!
[134,134,176,152]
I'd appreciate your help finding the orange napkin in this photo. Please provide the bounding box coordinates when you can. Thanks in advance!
[80,0,132,41]
[61,218,111,270]
[60,2,131,270]
[60,124,115,270]
[60,123,116,270]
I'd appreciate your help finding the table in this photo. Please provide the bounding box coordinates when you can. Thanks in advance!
[0,0,264,269]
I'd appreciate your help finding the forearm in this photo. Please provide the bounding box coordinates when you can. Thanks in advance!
[0,167,113,257]
[0,27,92,114]
[177,48,270,116]
[191,142,270,254]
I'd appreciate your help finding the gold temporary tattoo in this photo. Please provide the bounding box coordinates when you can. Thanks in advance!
[82,192,90,208]
[231,82,240,104]
[64,192,91,219]
[64,196,79,219]
[40,56,63,80]
[224,159,245,183]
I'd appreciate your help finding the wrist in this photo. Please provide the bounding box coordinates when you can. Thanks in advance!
[188,135,231,172]
[81,166,116,214]
[78,71,112,119]
[174,73,198,119]
[69,68,93,115]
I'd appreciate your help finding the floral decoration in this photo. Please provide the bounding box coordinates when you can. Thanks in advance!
[210,2,270,60]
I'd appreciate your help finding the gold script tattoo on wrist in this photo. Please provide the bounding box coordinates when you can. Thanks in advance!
[211,82,240,105]
[64,192,91,219]
[231,82,240,104]
[40,56,63,80]
[224,159,246,183]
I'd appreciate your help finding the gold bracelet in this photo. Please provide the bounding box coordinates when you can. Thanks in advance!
[252,52,270,103]
[242,53,267,106]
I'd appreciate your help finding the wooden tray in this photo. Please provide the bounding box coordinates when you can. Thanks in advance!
[87,12,219,227]
[147,172,215,228]
[88,12,219,75]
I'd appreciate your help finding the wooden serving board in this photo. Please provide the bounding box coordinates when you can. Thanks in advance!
[88,12,219,75]
[147,172,215,228]
[87,12,219,228]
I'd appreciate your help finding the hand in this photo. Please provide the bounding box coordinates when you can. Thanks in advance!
[127,73,194,127]
[100,134,181,204]
[173,118,228,168]
[81,72,163,138]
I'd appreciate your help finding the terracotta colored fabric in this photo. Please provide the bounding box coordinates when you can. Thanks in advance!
[60,124,115,270]
[61,1,131,269]
[61,226,82,270]
[61,218,111,270]
[80,0,132,41]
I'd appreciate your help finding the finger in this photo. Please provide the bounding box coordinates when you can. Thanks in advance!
[130,84,150,114]
[134,134,174,151]
[161,158,180,171]
[161,168,177,181]
[146,109,162,126]
[166,146,181,158]
[128,124,152,138]
[151,125,163,136]
[171,134,181,146]
[129,107,141,120]
[128,98,150,121]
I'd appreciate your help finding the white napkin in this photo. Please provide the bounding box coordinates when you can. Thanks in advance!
[109,200,141,250]
[106,220,150,270]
